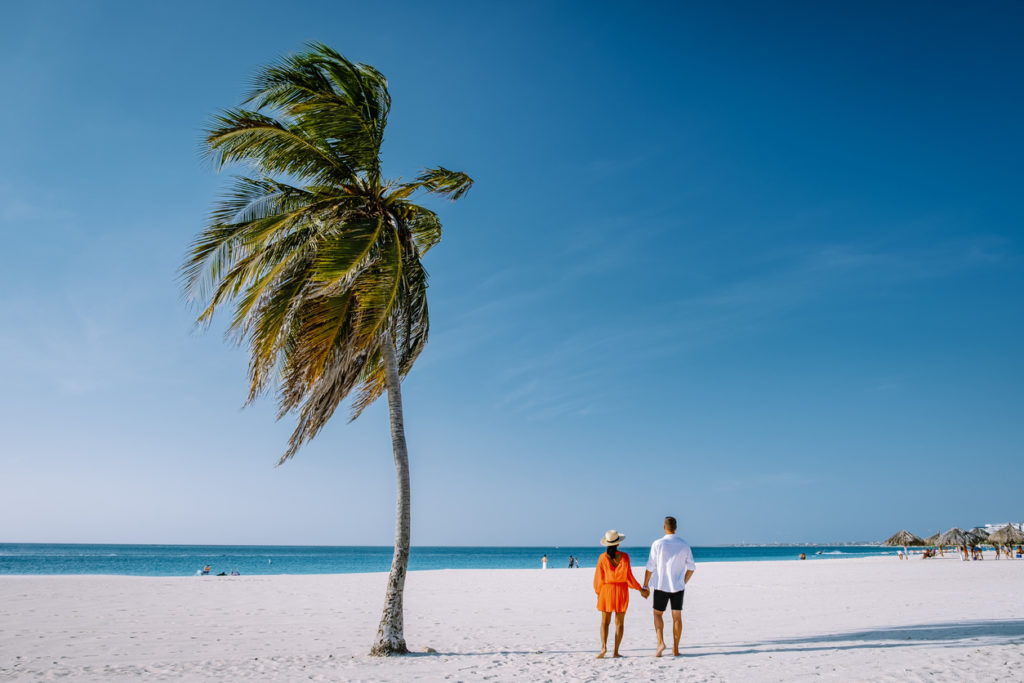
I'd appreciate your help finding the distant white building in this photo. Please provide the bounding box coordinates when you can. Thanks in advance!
[984,522,1024,533]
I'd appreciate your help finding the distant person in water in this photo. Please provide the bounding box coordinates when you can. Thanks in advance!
[542,554,548,570]
[643,516,696,658]
[594,530,648,659]
[201,565,211,575]
[568,555,575,568]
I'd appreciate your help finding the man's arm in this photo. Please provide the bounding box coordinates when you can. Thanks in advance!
[683,547,696,586]
[644,542,658,590]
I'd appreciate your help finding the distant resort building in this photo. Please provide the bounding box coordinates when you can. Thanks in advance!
[983,522,1024,533]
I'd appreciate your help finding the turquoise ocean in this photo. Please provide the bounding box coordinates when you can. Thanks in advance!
[0,544,893,576]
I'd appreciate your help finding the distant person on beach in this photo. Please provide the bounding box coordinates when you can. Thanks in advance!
[643,516,696,658]
[593,530,648,659]
[201,565,211,575]
[542,554,548,570]
[568,555,575,568]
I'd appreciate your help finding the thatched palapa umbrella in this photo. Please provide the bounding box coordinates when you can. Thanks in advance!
[924,531,942,546]
[884,530,926,547]
[884,529,926,558]
[988,524,1024,546]
[937,528,972,546]
[936,528,973,560]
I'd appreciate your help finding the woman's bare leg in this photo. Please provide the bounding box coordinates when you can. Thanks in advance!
[597,612,611,658]
[613,612,626,657]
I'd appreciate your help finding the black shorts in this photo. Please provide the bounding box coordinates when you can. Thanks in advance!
[652,589,685,612]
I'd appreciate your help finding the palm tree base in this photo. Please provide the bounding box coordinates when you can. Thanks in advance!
[369,639,409,656]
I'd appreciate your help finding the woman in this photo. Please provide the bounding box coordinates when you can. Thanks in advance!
[593,529,648,658]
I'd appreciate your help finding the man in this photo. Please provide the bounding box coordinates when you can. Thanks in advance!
[643,516,696,657]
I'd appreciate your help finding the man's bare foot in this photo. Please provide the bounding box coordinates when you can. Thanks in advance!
[672,650,681,657]
[596,649,606,659]
[655,643,666,657]
[612,652,622,658]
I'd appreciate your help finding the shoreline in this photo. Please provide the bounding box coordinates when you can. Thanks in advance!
[0,544,898,578]
[0,553,906,579]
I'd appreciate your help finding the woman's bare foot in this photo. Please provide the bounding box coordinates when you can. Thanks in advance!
[596,649,606,659]
[655,643,666,657]
[672,650,681,657]
[612,652,622,658]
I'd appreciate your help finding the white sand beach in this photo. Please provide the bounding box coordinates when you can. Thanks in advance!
[3,556,1024,681]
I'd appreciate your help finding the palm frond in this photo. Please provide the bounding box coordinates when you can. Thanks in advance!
[402,167,474,200]
[392,202,442,255]
[244,265,313,403]
[349,222,403,341]
[350,252,428,420]
[244,42,390,182]
[313,215,384,282]
[183,180,343,319]
[392,253,429,376]
[205,109,357,184]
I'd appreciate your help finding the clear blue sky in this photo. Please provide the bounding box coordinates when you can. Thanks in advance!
[1,1,1021,547]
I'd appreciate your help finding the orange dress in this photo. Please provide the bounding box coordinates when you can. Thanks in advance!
[593,552,643,613]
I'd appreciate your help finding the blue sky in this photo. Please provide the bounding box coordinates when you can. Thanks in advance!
[1,1,1021,547]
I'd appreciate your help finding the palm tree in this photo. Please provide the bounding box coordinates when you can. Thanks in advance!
[182,43,472,655]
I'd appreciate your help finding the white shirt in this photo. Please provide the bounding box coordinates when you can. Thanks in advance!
[645,534,696,593]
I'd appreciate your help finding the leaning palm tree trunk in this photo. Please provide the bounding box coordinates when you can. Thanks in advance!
[370,334,411,656]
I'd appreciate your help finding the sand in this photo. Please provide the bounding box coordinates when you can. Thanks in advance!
[2,556,1024,681]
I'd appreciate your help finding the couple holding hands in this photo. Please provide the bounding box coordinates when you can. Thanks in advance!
[593,516,696,658]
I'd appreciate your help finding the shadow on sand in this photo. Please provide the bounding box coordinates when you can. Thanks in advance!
[682,618,1024,658]
[409,619,1024,659]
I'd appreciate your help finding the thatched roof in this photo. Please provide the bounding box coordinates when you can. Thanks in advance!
[924,531,943,545]
[883,530,926,547]
[968,527,990,539]
[936,528,972,546]
[987,525,1024,545]
[964,530,987,546]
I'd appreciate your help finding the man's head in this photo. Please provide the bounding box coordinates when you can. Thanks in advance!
[664,516,677,534]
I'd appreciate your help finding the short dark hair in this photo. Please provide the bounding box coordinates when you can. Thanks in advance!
[664,516,677,532]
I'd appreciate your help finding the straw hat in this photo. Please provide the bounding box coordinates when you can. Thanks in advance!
[600,530,625,546]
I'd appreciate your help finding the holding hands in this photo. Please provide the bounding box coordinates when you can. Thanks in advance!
[640,587,650,599]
